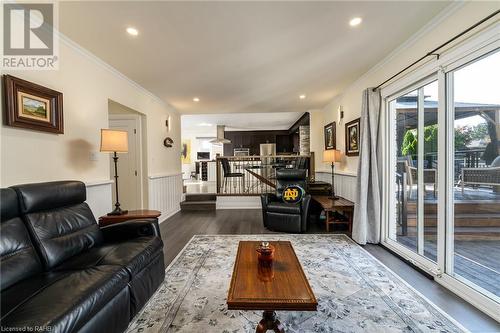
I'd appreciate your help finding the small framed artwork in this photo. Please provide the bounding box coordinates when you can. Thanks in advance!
[324,122,336,150]
[345,118,360,156]
[3,75,64,134]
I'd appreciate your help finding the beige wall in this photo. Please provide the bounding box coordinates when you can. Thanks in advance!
[0,35,180,186]
[316,2,498,174]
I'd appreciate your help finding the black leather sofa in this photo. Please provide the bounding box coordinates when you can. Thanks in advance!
[0,181,165,333]
[260,169,311,233]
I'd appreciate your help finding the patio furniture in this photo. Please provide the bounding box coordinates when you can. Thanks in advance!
[397,159,437,198]
[460,156,500,193]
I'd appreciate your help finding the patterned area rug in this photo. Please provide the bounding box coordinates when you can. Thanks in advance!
[127,235,466,333]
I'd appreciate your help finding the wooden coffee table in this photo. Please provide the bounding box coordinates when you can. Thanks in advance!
[227,241,317,333]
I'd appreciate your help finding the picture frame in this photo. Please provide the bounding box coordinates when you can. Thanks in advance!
[324,122,336,150]
[345,118,360,156]
[3,75,64,134]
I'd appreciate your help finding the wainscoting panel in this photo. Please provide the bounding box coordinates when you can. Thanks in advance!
[85,180,113,219]
[148,173,183,222]
[315,171,358,202]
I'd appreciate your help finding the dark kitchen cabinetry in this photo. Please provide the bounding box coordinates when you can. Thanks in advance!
[221,113,310,156]
[223,130,292,156]
[276,135,293,153]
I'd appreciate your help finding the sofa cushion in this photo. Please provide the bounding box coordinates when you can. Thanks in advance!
[267,202,301,215]
[54,236,163,277]
[1,265,129,332]
[0,188,42,290]
[12,181,103,269]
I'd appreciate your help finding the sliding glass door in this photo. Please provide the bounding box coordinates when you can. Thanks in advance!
[388,78,439,269]
[384,41,500,314]
[447,50,500,298]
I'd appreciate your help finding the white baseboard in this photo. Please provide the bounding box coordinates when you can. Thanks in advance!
[159,208,180,223]
[216,196,261,210]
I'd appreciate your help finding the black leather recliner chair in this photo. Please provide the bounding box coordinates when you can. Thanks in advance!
[0,181,165,333]
[260,169,311,233]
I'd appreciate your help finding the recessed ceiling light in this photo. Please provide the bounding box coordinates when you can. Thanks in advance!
[126,27,139,36]
[193,97,200,102]
[299,94,306,99]
[349,17,362,27]
[198,123,212,127]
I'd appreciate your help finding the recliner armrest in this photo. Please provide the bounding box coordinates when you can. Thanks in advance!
[261,193,278,208]
[300,194,311,232]
[100,218,161,243]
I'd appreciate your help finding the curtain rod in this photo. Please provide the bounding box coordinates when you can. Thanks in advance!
[372,10,499,92]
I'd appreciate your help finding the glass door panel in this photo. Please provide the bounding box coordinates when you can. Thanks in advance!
[450,50,500,297]
[391,89,419,253]
[423,81,438,262]
[390,80,439,262]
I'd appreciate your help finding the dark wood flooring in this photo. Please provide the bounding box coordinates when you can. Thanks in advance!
[159,209,500,332]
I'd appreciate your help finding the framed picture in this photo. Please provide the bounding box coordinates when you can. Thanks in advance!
[3,75,63,134]
[345,118,360,156]
[324,122,336,150]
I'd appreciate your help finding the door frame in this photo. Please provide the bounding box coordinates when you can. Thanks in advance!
[380,24,500,320]
[109,113,145,209]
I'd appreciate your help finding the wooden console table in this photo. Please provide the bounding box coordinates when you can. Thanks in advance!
[312,195,354,233]
[98,209,161,227]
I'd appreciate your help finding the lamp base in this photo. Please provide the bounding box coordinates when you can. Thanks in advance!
[107,206,128,216]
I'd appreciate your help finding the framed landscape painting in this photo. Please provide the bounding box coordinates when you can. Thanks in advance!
[324,122,336,150]
[345,118,360,156]
[3,75,64,134]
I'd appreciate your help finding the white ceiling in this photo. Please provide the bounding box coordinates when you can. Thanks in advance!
[182,112,305,134]
[60,1,450,115]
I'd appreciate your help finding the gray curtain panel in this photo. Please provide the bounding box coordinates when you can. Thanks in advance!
[352,88,382,245]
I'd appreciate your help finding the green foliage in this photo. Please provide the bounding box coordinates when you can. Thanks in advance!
[401,122,490,157]
[401,130,417,156]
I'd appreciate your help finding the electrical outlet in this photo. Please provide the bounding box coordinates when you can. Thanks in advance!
[89,151,99,161]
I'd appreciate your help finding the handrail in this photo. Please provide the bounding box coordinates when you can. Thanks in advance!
[217,155,310,159]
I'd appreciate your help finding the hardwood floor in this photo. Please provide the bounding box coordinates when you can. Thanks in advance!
[159,209,500,332]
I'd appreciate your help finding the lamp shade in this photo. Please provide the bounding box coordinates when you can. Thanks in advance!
[100,129,128,153]
[323,149,341,163]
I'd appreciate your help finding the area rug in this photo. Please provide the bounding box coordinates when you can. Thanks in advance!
[127,234,466,333]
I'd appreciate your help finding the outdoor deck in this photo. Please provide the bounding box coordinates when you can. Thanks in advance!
[397,235,500,297]
[396,186,500,297]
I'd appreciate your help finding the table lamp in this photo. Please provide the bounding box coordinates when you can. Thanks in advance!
[323,149,342,200]
[100,129,129,215]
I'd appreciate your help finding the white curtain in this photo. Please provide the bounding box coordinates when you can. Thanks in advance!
[352,88,382,244]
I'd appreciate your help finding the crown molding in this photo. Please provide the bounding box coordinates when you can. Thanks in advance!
[56,30,178,114]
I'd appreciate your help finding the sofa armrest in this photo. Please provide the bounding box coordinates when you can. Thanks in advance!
[100,218,161,243]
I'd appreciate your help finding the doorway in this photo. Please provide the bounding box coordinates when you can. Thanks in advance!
[108,100,147,210]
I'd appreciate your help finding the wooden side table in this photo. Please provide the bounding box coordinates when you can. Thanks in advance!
[98,209,161,227]
[312,195,354,233]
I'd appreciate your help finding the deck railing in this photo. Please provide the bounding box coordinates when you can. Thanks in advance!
[215,154,313,196]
